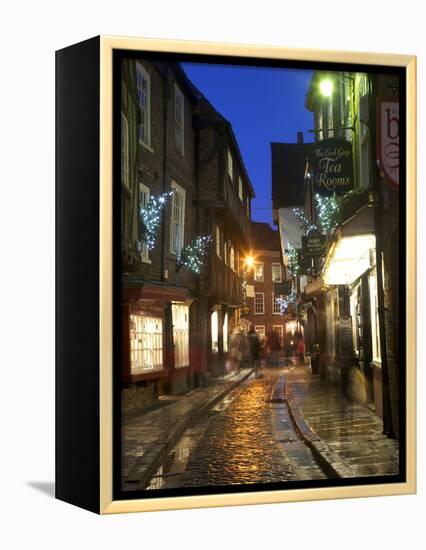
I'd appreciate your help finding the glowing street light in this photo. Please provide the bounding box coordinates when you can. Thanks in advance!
[319,79,333,97]
[244,255,255,269]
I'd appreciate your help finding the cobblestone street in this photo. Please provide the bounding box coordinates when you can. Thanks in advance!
[147,367,326,489]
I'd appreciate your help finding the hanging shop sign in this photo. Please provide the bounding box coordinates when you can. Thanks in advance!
[302,230,327,258]
[377,98,399,189]
[311,138,354,196]
[274,280,293,296]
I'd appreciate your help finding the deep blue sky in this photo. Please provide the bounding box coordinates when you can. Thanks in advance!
[182,62,314,226]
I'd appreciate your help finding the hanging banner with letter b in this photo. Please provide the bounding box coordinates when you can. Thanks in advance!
[311,138,354,196]
[377,98,399,189]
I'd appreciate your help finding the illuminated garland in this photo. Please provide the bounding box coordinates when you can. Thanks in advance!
[138,191,174,251]
[314,193,339,233]
[177,235,212,274]
[276,288,298,315]
[286,245,300,276]
[292,208,318,233]
[293,195,339,236]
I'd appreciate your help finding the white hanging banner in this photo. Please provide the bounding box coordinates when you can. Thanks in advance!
[377,98,399,189]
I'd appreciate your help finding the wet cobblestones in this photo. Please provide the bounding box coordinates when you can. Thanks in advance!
[287,366,399,478]
[147,368,326,490]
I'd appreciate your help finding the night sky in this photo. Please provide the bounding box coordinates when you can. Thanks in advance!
[182,62,314,226]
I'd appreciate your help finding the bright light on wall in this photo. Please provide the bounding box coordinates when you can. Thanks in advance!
[319,79,333,97]
[324,235,376,285]
[244,255,255,269]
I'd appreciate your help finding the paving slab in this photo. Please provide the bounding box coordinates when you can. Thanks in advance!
[285,365,399,479]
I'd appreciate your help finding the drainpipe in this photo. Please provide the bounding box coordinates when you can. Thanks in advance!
[370,75,394,438]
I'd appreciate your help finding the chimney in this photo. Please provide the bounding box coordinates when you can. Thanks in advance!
[297,131,304,144]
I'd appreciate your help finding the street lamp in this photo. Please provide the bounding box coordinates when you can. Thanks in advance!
[244,254,255,269]
[319,78,333,97]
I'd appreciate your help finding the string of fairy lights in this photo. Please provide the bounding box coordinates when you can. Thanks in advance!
[177,235,212,274]
[137,190,212,275]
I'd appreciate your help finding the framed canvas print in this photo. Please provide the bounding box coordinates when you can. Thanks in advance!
[55,36,416,514]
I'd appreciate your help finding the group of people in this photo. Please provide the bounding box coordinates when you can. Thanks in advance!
[228,324,305,374]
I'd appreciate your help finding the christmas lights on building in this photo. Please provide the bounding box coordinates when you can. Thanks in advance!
[177,235,212,275]
[137,191,174,252]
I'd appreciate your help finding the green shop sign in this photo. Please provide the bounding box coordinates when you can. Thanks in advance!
[302,230,327,258]
[311,138,354,196]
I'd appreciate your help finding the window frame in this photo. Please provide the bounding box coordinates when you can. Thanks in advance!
[254,262,264,282]
[227,149,233,182]
[273,293,284,315]
[271,263,282,283]
[254,292,265,315]
[169,181,186,256]
[174,84,185,156]
[135,62,151,149]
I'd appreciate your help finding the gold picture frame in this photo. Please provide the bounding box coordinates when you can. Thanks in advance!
[56,35,416,514]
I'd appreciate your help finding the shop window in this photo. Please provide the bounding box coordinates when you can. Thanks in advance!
[369,270,382,362]
[211,310,219,353]
[130,314,163,373]
[172,304,189,368]
[223,312,229,353]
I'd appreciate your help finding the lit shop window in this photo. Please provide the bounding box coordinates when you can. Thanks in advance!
[223,312,229,353]
[121,112,129,187]
[136,62,151,147]
[130,314,163,373]
[211,310,219,353]
[254,262,264,282]
[172,304,189,368]
[175,85,184,155]
[254,292,265,314]
[369,269,382,362]
[271,263,282,282]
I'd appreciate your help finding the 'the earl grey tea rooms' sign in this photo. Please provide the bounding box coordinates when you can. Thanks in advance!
[311,138,354,196]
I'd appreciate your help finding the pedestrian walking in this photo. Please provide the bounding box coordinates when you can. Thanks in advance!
[248,324,261,377]
[296,337,305,365]
[284,335,293,366]
[266,329,280,367]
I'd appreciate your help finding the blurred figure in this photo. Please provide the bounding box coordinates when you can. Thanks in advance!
[296,337,305,365]
[247,324,261,377]
[266,329,280,367]
[284,337,293,367]
[229,328,250,371]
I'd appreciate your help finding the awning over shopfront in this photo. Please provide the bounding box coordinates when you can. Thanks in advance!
[323,204,375,286]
